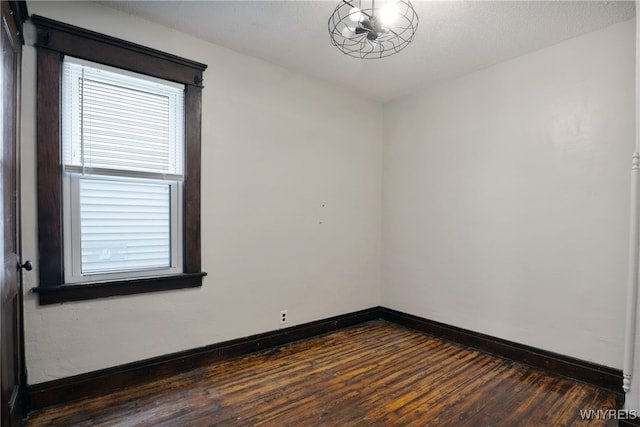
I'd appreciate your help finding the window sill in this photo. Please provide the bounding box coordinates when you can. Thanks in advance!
[32,272,206,305]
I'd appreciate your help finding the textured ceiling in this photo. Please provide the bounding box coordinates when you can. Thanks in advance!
[103,1,635,103]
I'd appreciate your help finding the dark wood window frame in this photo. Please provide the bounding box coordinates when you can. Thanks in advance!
[31,16,207,305]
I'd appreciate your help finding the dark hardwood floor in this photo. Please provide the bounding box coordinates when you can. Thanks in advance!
[26,320,620,426]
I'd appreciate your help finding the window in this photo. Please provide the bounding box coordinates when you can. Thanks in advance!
[62,59,184,282]
[32,16,207,304]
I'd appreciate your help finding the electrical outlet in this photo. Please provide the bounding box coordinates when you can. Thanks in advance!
[280,310,288,324]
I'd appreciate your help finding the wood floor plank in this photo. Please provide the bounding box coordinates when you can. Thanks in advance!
[26,320,621,426]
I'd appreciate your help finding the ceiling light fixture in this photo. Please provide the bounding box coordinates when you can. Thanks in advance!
[328,0,418,59]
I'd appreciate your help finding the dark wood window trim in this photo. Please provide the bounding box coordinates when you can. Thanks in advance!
[31,16,208,304]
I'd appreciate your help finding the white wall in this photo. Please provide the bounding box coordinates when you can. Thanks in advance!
[22,2,383,384]
[382,20,635,368]
[22,1,634,385]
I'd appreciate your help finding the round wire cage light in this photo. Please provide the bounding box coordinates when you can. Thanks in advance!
[328,0,418,59]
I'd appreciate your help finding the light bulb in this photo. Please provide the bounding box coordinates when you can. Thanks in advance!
[379,3,400,26]
[349,7,362,22]
[341,25,355,38]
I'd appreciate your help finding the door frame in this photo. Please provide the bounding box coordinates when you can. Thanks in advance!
[1,0,28,424]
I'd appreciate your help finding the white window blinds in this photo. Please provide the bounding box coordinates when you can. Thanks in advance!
[62,58,185,180]
[62,57,184,280]
[78,177,173,274]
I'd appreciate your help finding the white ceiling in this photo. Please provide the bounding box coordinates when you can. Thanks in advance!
[103,1,635,103]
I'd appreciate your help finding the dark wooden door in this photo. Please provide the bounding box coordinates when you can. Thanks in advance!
[1,1,23,425]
